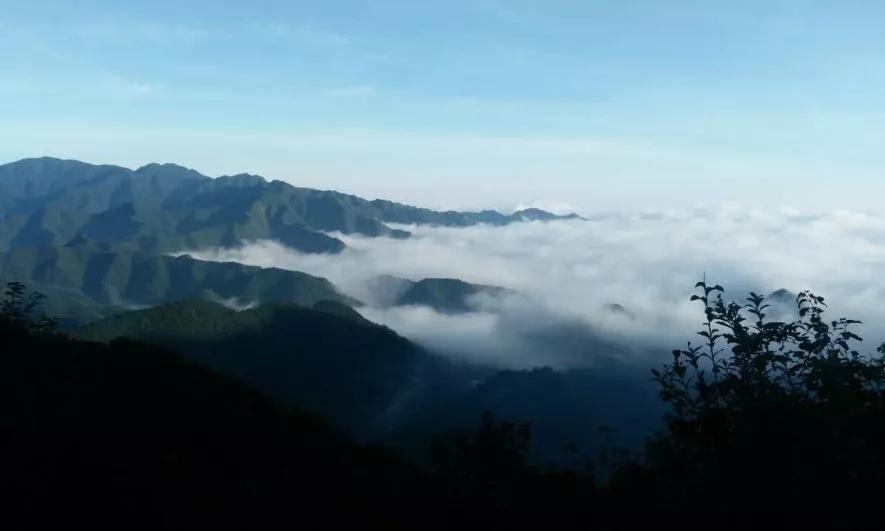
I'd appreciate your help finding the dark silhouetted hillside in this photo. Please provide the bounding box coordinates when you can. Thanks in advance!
[75,299,433,435]
[0,301,439,530]
[1,283,600,530]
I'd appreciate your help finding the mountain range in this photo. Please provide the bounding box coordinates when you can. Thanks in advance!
[0,156,584,324]
[0,157,581,256]
[0,156,645,464]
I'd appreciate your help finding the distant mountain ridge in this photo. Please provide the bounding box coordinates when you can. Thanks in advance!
[0,239,353,325]
[0,157,583,256]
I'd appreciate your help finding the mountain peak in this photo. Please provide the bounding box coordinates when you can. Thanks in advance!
[134,162,205,181]
[135,162,190,171]
[0,156,123,176]
[395,277,509,313]
[214,173,267,187]
[769,288,797,302]
[512,208,582,221]
[6,156,88,166]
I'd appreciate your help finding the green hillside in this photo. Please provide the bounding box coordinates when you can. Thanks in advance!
[75,299,433,435]
[0,241,353,325]
[0,304,449,530]
[2,290,607,530]
[72,297,661,465]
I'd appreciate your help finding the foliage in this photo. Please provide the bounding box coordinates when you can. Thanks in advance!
[429,411,533,487]
[633,279,885,529]
[0,281,56,333]
[654,279,885,418]
[427,412,597,527]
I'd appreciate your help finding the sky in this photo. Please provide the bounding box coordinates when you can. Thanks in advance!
[3,1,885,213]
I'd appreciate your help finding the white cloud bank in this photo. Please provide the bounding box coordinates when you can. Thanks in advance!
[181,207,885,369]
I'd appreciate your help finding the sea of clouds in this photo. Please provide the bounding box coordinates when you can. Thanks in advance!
[182,206,885,370]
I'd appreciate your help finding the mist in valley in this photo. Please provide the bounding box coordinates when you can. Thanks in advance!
[182,206,885,371]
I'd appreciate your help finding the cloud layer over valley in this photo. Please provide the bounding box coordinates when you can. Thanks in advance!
[182,207,885,369]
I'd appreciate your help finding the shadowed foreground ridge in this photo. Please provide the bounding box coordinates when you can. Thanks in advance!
[6,279,885,530]
[0,283,595,530]
[0,285,428,530]
[74,298,432,435]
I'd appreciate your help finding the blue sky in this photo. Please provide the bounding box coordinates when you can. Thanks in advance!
[3,1,885,212]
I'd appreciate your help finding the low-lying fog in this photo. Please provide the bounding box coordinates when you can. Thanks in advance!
[182,207,885,370]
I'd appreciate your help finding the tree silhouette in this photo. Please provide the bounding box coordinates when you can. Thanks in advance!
[0,281,56,334]
[621,279,885,530]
